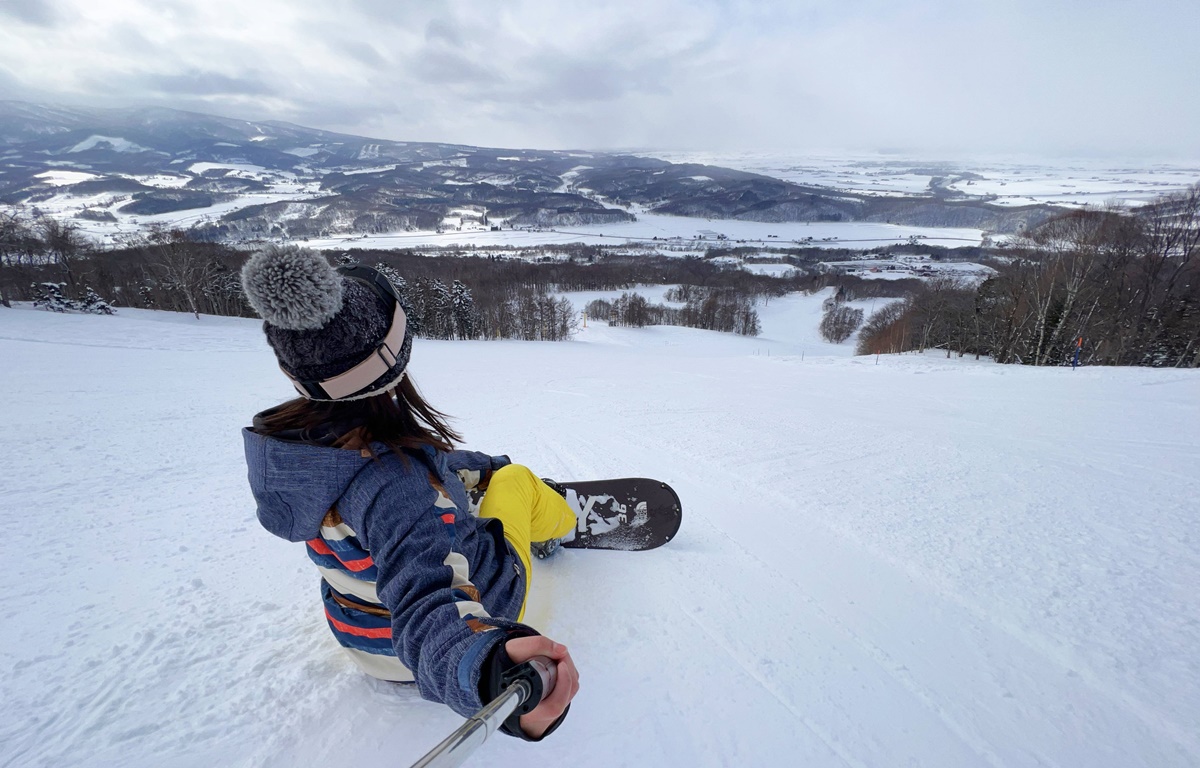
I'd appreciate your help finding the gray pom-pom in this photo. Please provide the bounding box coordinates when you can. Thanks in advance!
[240,245,344,330]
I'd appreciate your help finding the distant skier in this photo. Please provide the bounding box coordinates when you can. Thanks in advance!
[239,246,578,740]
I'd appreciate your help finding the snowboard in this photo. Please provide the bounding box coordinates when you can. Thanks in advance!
[470,478,682,552]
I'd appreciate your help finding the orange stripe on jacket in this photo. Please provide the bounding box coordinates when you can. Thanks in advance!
[340,555,375,572]
[308,538,375,571]
[324,610,392,639]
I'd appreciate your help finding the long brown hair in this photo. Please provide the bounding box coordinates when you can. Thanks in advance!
[254,375,463,456]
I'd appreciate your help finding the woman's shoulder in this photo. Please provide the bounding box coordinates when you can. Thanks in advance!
[346,445,443,503]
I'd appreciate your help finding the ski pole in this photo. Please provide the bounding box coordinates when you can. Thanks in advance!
[410,656,557,768]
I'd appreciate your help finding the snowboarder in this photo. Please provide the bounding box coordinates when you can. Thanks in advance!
[239,246,579,740]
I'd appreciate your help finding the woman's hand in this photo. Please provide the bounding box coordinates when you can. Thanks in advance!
[504,635,580,739]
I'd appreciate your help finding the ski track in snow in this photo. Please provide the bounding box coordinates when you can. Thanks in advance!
[1,295,1199,768]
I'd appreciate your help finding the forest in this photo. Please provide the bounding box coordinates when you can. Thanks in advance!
[5,182,1196,366]
[855,185,1200,367]
[0,220,807,341]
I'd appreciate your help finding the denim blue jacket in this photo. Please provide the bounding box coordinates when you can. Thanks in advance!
[242,427,528,718]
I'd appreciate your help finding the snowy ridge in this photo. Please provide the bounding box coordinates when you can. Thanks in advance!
[1,293,1198,768]
[1,101,1064,247]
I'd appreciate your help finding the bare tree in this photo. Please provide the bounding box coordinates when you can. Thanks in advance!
[858,185,1200,367]
[36,217,90,291]
[0,211,32,308]
[855,302,907,355]
[819,304,864,343]
[141,227,217,319]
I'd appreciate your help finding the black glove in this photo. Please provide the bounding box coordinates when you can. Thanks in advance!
[479,629,571,741]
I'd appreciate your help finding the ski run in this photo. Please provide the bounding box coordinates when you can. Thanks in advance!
[1,289,1198,768]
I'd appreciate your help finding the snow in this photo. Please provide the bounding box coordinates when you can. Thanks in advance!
[67,135,149,154]
[339,164,398,175]
[2,294,1198,768]
[34,170,100,186]
[557,285,684,312]
[4,171,327,244]
[17,156,1192,255]
[120,173,192,189]
[742,262,799,277]
[187,162,270,176]
[823,258,997,283]
[645,151,1200,209]
[302,213,986,251]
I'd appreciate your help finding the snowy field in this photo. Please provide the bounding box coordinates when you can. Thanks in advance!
[822,256,996,283]
[12,161,324,246]
[302,212,985,251]
[2,293,1199,768]
[646,151,1200,208]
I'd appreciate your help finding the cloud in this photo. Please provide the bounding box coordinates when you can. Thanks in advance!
[0,64,32,100]
[0,0,1196,158]
[0,0,59,27]
[332,39,391,70]
[409,48,503,88]
[424,18,462,46]
[139,70,278,98]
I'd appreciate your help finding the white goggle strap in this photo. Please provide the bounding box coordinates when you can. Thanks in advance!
[281,302,407,401]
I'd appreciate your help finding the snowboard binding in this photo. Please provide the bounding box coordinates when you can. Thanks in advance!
[530,538,563,560]
[531,478,568,559]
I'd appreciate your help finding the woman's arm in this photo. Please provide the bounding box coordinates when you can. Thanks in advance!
[445,449,511,490]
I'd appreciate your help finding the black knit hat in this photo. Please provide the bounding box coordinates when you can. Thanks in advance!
[240,245,412,401]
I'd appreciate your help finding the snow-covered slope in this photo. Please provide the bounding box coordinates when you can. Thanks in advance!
[1,296,1198,768]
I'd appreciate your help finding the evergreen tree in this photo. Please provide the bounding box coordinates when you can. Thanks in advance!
[79,286,115,315]
[428,279,453,339]
[451,280,479,339]
[375,262,421,334]
[407,278,429,337]
[31,282,75,312]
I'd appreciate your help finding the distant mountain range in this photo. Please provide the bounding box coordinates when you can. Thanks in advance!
[0,101,1053,242]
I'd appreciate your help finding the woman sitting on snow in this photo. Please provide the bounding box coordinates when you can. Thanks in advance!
[239,246,578,740]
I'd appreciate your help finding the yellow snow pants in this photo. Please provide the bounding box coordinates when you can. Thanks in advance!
[478,464,576,621]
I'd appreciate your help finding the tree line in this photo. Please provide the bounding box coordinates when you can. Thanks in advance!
[371,260,576,342]
[855,185,1200,367]
[0,215,796,341]
[586,287,761,336]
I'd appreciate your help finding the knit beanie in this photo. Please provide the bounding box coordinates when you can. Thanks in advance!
[240,245,413,400]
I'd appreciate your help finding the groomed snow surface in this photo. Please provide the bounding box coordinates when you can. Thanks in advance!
[2,290,1198,768]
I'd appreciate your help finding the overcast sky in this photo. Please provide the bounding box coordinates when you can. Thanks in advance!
[0,0,1197,158]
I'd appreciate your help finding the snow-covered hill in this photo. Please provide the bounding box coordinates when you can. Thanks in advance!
[0,100,1051,247]
[2,295,1198,768]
